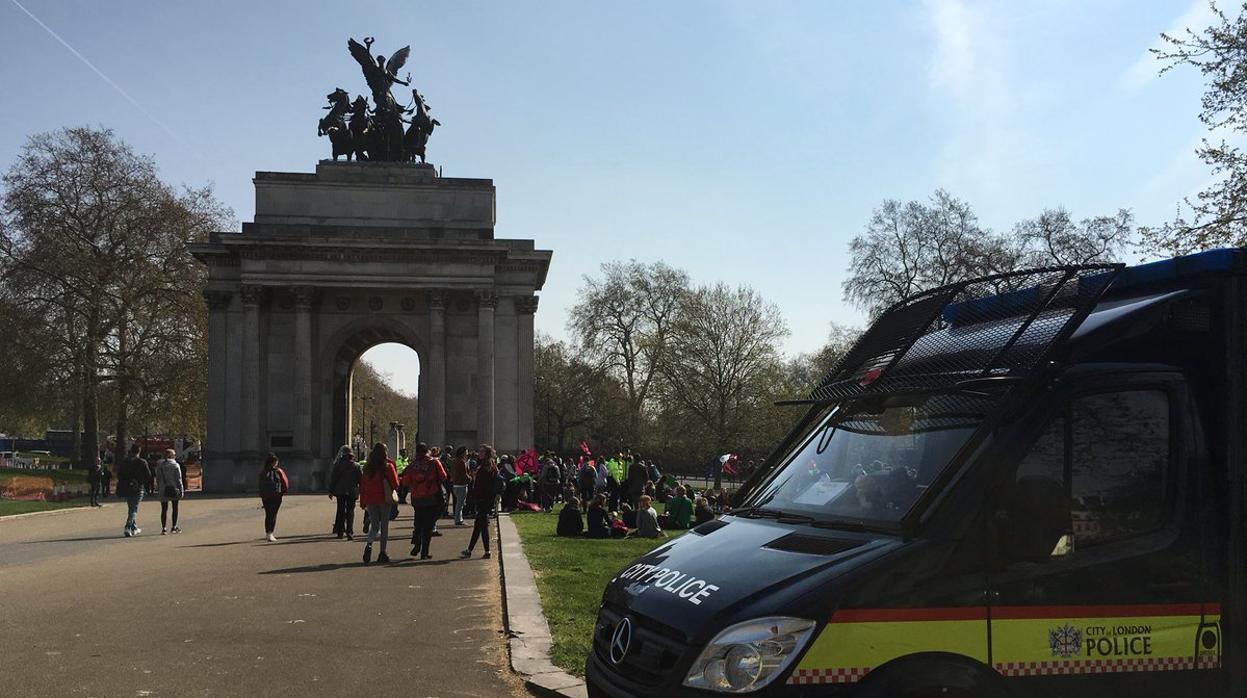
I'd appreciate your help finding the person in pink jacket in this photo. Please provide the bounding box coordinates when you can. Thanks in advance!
[358,443,399,564]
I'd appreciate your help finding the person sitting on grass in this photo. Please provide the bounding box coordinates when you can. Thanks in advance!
[633,495,665,539]
[587,494,611,538]
[620,502,637,529]
[694,496,715,525]
[557,496,583,537]
[664,486,693,529]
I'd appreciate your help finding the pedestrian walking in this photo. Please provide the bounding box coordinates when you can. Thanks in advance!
[403,441,448,560]
[328,445,361,539]
[359,442,398,564]
[87,458,102,507]
[462,445,497,559]
[156,449,184,534]
[258,453,289,542]
[116,445,153,537]
[450,445,470,526]
[539,457,562,511]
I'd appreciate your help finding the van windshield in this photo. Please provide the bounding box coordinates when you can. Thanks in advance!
[746,393,994,525]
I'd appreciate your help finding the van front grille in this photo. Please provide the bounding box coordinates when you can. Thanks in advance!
[593,603,690,687]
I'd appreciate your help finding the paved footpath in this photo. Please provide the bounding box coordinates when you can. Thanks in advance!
[0,494,526,698]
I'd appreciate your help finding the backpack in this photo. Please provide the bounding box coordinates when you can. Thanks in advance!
[578,467,596,488]
[260,468,283,496]
[544,464,561,484]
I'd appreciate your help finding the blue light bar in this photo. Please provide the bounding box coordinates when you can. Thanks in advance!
[1108,248,1245,294]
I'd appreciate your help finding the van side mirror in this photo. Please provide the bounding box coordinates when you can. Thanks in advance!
[1001,476,1072,563]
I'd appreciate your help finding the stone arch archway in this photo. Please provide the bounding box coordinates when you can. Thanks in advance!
[192,161,550,492]
[324,317,424,459]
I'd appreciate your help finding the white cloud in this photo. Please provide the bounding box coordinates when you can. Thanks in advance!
[1119,0,1218,92]
[926,0,978,98]
[923,0,1031,216]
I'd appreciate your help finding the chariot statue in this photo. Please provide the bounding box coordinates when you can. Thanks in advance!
[317,36,441,164]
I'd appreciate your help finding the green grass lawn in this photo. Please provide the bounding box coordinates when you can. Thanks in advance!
[510,509,685,677]
[0,499,91,516]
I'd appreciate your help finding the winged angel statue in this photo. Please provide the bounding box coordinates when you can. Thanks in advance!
[317,37,440,163]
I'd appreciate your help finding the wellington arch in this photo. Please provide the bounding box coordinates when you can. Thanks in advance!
[190,162,552,492]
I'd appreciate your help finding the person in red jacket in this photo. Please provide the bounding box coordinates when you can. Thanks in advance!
[258,453,289,542]
[402,441,448,559]
[462,444,498,559]
[359,443,399,564]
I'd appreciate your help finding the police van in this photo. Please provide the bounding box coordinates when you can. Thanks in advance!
[586,249,1247,697]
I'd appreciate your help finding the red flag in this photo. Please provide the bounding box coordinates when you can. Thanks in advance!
[580,441,592,457]
[515,448,539,475]
[722,454,739,475]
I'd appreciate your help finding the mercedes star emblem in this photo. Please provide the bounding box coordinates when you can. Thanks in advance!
[609,617,633,665]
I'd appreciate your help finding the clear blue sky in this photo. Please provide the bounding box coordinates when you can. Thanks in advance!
[0,0,1216,396]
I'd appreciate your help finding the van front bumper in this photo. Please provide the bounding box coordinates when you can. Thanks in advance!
[585,651,849,698]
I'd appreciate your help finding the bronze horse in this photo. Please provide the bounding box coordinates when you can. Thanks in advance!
[403,90,440,164]
[319,88,354,161]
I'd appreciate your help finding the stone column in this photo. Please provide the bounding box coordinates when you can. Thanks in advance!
[292,286,314,457]
[476,291,497,445]
[203,290,232,486]
[515,295,538,452]
[241,284,264,455]
[425,290,447,446]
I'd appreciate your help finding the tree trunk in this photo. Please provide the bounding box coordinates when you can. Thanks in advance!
[80,309,100,469]
[114,312,129,462]
[71,356,83,466]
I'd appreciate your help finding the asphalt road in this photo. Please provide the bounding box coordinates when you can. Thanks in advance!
[0,494,526,698]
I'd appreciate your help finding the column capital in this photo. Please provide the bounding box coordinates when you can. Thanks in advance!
[514,295,539,315]
[427,289,448,311]
[291,285,316,309]
[240,284,266,306]
[203,289,232,310]
[476,290,498,310]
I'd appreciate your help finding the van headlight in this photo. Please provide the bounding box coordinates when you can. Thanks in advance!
[682,617,816,693]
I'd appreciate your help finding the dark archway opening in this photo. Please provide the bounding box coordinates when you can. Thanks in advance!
[331,330,421,460]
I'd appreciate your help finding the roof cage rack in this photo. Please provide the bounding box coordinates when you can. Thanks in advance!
[805,264,1124,404]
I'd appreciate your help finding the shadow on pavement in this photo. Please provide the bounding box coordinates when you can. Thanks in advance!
[259,557,460,574]
[179,534,332,549]
[24,534,131,543]
[259,562,364,574]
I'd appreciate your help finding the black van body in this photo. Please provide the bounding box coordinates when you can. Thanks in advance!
[586,249,1247,697]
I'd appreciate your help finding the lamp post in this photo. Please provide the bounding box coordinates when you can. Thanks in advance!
[355,394,374,447]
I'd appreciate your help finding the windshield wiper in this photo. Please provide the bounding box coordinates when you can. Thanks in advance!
[810,518,870,532]
[727,507,814,524]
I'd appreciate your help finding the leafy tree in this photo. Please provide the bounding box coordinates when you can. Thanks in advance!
[659,282,789,486]
[350,359,418,448]
[568,259,689,444]
[1145,2,1247,253]
[844,190,1132,317]
[0,127,229,462]
[842,190,1016,318]
[534,334,628,454]
[1014,208,1134,266]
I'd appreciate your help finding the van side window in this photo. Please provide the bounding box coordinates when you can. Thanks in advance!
[1069,390,1169,545]
[1013,389,1171,550]
[1015,417,1065,483]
